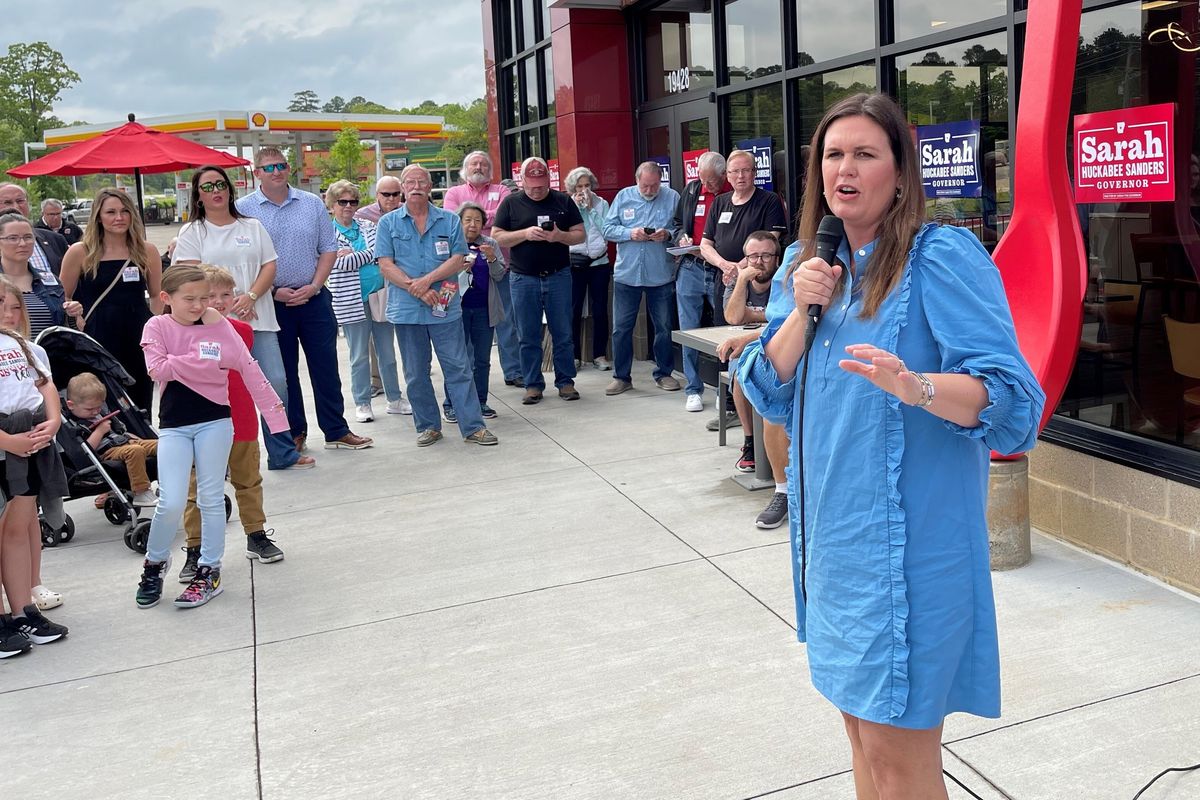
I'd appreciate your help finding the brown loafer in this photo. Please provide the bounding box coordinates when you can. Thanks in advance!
[558,383,580,401]
[324,432,374,450]
[522,389,544,405]
[605,379,632,396]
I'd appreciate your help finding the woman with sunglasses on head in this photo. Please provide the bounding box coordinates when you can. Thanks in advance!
[172,165,315,470]
[60,188,163,411]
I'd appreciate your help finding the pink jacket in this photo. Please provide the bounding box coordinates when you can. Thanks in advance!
[141,314,289,434]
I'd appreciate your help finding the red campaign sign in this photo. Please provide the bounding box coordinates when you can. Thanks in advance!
[548,158,560,190]
[510,161,521,187]
[682,149,707,184]
[1073,103,1174,203]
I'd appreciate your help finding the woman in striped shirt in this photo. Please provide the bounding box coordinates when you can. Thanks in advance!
[0,214,70,339]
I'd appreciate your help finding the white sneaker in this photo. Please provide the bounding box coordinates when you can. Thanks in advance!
[387,398,413,415]
[685,394,703,412]
[131,489,159,507]
[592,356,612,371]
[355,404,374,423]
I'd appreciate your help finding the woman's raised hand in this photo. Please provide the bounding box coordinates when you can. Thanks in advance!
[839,344,923,405]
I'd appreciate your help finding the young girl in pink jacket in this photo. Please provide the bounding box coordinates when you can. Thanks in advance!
[135,264,289,610]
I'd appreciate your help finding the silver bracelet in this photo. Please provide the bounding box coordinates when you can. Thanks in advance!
[912,371,936,408]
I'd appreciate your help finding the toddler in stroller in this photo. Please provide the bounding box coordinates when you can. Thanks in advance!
[63,372,158,507]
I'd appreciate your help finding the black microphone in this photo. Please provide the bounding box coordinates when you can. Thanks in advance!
[808,215,845,322]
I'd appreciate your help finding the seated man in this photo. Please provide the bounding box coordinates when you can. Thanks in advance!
[64,372,158,507]
[717,231,791,530]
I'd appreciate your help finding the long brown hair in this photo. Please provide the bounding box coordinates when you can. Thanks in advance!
[78,188,154,280]
[0,277,49,385]
[791,93,924,319]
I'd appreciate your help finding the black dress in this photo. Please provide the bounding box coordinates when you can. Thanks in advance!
[74,258,154,410]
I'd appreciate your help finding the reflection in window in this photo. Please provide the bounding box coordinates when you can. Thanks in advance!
[507,133,522,164]
[523,57,540,123]
[506,0,519,58]
[522,0,538,50]
[547,123,557,161]
[503,66,520,126]
[543,50,555,118]
[646,125,670,161]
[642,1,715,102]
[794,64,876,147]
[725,0,783,83]
[724,85,787,204]
[796,0,874,64]
[681,116,710,152]
[892,0,1006,43]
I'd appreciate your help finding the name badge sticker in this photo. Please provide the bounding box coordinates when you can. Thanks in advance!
[622,207,636,222]
[718,211,733,224]
[198,341,221,361]
[434,240,450,257]
[488,191,500,202]
[235,235,252,248]
[121,265,140,282]
[694,204,706,217]
[536,215,550,227]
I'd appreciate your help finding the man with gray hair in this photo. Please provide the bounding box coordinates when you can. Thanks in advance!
[602,161,681,395]
[355,175,404,224]
[491,157,585,404]
[672,152,732,412]
[443,150,523,387]
[35,198,82,245]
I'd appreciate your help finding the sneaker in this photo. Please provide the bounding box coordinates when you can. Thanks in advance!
[136,556,172,608]
[443,407,458,423]
[521,389,543,405]
[15,605,68,644]
[706,411,742,432]
[592,356,612,371]
[285,455,317,470]
[246,530,284,564]
[31,585,63,611]
[558,383,580,401]
[174,566,223,609]
[756,492,789,530]
[606,379,632,396]
[416,429,443,447]
[464,428,499,446]
[685,394,703,413]
[355,404,374,423]
[371,384,385,397]
[480,403,497,419]
[0,615,31,658]
[736,442,756,473]
[179,546,201,583]
[386,397,413,415]
[324,432,373,450]
[655,375,682,391]
[131,488,158,507]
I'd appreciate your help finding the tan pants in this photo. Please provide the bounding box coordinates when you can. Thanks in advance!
[101,439,158,493]
[184,440,265,548]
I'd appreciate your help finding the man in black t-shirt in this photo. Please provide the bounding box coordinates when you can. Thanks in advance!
[492,157,585,404]
[699,149,788,289]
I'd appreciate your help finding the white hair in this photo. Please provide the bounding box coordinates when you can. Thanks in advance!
[635,161,663,181]
[461,150,493,175]
[696,151,726,176]
[41,198,64,212]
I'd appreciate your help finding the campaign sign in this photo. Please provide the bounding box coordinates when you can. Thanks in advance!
[652,155,672,185]
[510,162,521,188]
[918,120,982,199]
[548,159,561,190]
[1073,103,1174,203]
[736,138,773,191]
[683,148,707,184]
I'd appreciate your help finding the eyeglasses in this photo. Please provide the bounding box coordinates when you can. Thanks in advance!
[745,254,777,263]
[378,191,403,198]
[728,168,754,177]
[258,163,289,174]
[525,169,548,177]
[336,198,359,207]
[199,180,229,192]
[0,235,35,244]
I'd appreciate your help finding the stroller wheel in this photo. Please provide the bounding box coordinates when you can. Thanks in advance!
[61,515,75,543]
[40,519,59,548]
[104,495,131,525]
[124,519,151,554]
[225,494,233,522]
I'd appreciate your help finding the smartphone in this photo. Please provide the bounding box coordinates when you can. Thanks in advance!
[540,221,554,231]
[643,227,657,235]
[90,410,120,429]
[742,322,763,330]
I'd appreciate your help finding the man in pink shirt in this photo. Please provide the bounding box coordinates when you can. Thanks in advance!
[443,151,522,385]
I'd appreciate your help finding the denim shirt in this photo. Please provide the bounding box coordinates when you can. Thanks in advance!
[376,204,469,325]
[602,185,681,287]
[27,267,66,328]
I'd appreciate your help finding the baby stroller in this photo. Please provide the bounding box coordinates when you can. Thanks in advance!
[36,326,231,553]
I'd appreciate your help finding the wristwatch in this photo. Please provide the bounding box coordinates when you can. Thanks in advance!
[247,291,259,301]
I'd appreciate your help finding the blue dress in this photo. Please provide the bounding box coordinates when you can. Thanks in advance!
[738,224,1045,729]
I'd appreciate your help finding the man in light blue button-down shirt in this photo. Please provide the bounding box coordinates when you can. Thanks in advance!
[602,162,681,395]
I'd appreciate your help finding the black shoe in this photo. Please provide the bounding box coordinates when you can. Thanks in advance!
[443,407,458,423]
[756,492,789,530]
[179,546,201,584]
[14,606,68,644]
[480,404,497,419]
[505,377,525,388]
[246,530,284,563]
[136,556,171,609]
[0,614,31,658]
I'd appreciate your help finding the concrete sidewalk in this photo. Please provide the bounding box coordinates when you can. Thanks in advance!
[3,350,1198,800]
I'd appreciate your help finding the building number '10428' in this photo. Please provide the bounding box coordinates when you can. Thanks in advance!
[667,67,691,94]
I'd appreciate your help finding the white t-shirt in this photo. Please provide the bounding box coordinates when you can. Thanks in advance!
[0,336,50,415]
[173,218,280,332]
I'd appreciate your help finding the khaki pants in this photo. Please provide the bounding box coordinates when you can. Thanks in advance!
[184,440,265,548]
[101,439,158,493]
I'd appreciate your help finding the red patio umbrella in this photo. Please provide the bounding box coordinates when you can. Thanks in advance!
[8,113,249,216]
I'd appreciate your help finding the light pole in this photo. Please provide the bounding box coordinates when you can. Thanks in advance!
[22,142,46,185]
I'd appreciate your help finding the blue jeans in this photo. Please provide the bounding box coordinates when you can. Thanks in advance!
[612,281,676,383]
[145,419,234,569]
[509,269,576,391]
[344,304,403,405]
[444,305,494,408]
[394,322,485,437]
[676,256,727,396]
[494,272,521,381]
[252,331,301,470]
[274,288,350,443]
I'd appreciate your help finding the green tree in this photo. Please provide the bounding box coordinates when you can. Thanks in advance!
[288,90,320,113]
[435,99,488,167]
[322,95,347,113]
[318,126,368,184]
[0,42,80,142]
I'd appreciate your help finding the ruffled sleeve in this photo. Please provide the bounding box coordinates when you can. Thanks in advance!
[915,225,1046,455]
[736,317,798,427]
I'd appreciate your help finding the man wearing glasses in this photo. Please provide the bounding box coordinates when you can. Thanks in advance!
[355,175,404,224]
[236,147,373,452]
[491,157,585,404]
[698,149,788,288]
[0,183,67,279]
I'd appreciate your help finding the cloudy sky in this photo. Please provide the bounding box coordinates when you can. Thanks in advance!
[5,1,487,127]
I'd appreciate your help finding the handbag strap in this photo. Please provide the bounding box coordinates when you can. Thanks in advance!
[82,259,132,327]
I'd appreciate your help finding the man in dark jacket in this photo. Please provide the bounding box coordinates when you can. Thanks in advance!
[35,198,83,245]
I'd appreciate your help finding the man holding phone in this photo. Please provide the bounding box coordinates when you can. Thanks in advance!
[601,162,681,396]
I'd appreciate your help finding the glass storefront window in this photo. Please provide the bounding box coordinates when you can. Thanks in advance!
[523,56,540,123]
[682,116,710,152]
[896,31,1010,251]
[547,123,557,160]
[503,66,520,126]
[892,0,1006,43]
[1058,0,1200,452]
[506,0,519,58]
[795,0,874,65]
[543,50,555,118]
[506,133,522,164]
[643,1,715,102]
[724,84,786,202]
[725,0,783,83]
[794,64,876,147]
[521,0,538,50]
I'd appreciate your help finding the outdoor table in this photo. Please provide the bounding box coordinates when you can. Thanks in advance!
[672,325,773,491]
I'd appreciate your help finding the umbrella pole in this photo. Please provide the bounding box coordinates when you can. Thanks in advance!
[134,167,145,221]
